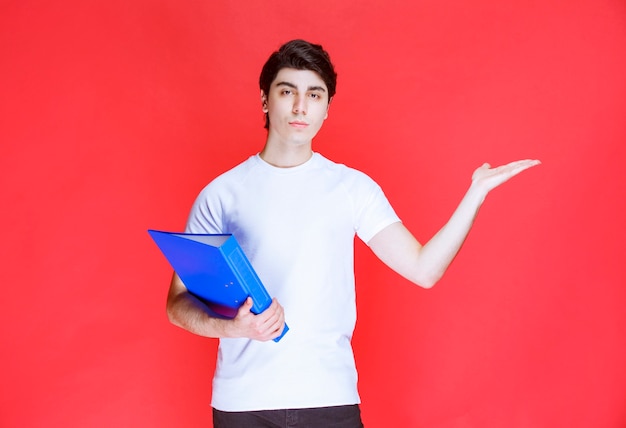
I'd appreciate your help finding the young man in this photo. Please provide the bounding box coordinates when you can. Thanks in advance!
[166,39,540,427]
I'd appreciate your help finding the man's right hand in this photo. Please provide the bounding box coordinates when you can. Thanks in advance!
[228,297,286,341]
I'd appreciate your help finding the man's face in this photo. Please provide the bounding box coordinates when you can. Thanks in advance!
[261,68,331,146]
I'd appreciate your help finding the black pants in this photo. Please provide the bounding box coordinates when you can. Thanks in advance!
[213,404,364,428]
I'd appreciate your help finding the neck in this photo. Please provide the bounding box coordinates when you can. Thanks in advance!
[260,135,313,168]
[260,146,313,168]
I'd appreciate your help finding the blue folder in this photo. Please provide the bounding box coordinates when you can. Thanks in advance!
[148,230,288,342]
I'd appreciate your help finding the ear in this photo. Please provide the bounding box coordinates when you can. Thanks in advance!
[324,97,333,120]
[260,90,268,113]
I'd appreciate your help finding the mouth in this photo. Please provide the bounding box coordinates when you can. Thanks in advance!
[289,121,309,129]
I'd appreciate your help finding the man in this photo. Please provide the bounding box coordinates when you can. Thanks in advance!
[166,39,540,427]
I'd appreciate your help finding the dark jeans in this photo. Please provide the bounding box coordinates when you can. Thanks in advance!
[213,404,364,428]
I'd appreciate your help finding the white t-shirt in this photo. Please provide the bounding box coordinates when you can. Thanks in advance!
[185,152,400,411]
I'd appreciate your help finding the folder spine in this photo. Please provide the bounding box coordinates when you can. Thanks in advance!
[221,237,272,314]
[221,236,289,341]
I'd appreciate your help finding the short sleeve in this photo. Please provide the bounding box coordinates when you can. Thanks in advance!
[346,170,401,243]
[184,182,225,234]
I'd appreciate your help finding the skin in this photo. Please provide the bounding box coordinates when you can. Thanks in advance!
[166,67,541,342]
[259,68,331,167]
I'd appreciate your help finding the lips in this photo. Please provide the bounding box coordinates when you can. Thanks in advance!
[289,121,309,128]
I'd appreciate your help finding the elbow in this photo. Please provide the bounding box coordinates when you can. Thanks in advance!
[166,302,177,326]
[412,271,443,289]
[166,304,188,331]
[166,303,176,324]
[166,295,183,327]
[417,278,438,289]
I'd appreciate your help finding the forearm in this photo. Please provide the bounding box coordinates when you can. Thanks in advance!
[167,291,231,338]
[413,184,487,286]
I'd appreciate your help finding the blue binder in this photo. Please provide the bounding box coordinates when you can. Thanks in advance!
[148,230,288,342]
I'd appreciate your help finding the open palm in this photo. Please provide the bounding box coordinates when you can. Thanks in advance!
[471,159,541,193]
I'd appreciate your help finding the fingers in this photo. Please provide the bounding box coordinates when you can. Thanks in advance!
[234,297,285,341]
[471,159,540,192]
[263,317,286,341]
[503,159,541,177]
[258,299,285,340]
[505,159,541,169]
[480,159,541,175]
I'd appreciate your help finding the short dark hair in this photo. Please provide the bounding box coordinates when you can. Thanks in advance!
[259,39,337,129]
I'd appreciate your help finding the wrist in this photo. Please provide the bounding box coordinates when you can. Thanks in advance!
[466,181,488,205]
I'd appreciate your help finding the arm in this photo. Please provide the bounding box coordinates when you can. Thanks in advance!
[368,159,540,288]
[166,273,286,341]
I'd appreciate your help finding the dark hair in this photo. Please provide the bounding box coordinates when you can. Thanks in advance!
[259,39,337,129]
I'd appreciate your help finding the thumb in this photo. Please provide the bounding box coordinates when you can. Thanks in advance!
[237,297,254,315]
[473,163,491,181]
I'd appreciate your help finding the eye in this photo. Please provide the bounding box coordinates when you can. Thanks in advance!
[310,93,321,99]
[281,89,293,96]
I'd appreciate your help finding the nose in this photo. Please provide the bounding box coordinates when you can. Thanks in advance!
[293,95,307,115]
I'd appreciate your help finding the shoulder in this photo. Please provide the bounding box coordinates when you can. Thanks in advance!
[186,155,260,233]
[212,155,260,184]
[314,153,379,187]
[197,155,261,194]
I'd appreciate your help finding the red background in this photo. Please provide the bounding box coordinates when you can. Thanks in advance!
[2,1,625,427]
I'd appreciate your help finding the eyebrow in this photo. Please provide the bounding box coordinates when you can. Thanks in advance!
[275,81,327,92]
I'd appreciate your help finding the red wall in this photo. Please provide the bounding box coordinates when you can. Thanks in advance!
[2,1,625,427]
